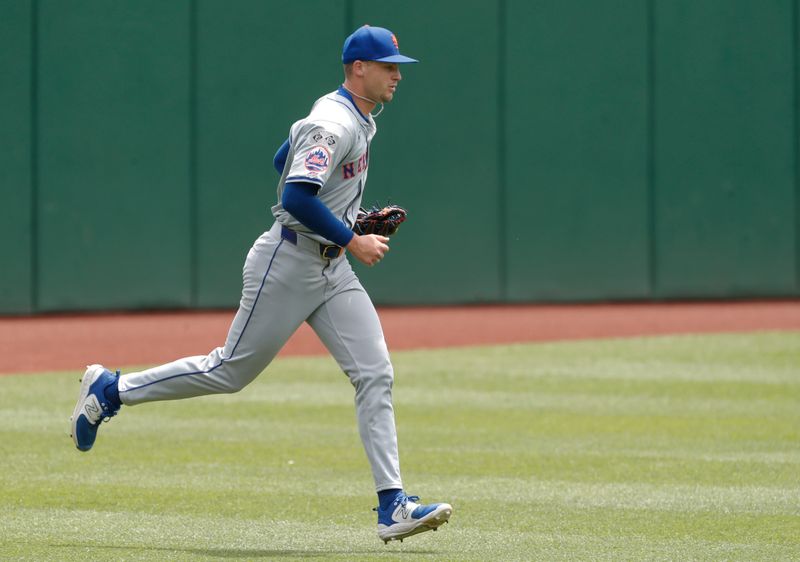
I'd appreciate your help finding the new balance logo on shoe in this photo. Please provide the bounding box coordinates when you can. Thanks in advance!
[70,364,120,452]
[84,398,101,421]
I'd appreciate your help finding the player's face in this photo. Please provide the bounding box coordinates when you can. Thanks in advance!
[364,62,402,103]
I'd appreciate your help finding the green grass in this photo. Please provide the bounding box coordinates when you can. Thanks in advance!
[1,332,799,561]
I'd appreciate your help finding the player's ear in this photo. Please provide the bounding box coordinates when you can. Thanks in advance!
[353,60,367,78]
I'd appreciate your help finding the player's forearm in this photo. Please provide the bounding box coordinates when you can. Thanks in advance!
[282,182,354,247]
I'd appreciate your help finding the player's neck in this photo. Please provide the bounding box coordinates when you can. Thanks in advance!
[342,82,377,115]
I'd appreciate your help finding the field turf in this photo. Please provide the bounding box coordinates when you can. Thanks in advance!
[1,332,798,561]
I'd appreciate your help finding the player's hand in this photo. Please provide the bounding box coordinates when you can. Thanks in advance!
[346,234,390,266]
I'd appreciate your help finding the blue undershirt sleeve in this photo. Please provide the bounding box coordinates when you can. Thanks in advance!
[273,137,290,175]
[282,182,355,247]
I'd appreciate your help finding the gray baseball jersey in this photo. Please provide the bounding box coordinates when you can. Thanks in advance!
[272,89,376,244]
[115,87,403,492]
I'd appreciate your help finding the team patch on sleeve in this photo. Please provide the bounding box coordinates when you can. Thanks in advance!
[304,146,331,174]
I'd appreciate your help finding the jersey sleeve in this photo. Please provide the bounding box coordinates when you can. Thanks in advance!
[285,122,351,188]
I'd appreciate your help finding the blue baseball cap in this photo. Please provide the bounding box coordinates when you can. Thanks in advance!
[342,25,419,64]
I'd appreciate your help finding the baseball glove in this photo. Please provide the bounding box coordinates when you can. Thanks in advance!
[353,204,407,237]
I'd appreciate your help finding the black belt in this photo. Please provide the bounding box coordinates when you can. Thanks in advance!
[280,225,344,259]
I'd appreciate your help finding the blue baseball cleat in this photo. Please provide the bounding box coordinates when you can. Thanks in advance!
[70,364,120,451]
[375,493,453,544]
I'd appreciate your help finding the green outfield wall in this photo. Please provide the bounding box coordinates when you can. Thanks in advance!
[1,0,798,313]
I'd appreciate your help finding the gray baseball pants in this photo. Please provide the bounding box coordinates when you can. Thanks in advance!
[117,222,403,491]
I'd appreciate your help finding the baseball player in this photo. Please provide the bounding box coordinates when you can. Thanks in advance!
[70,25,452,544]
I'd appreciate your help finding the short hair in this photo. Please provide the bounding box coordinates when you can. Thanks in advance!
[344,63,354,77]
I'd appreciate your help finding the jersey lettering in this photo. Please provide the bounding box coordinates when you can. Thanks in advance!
[343,150,369,179]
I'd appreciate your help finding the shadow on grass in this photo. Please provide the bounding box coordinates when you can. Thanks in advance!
[51,543,440,558]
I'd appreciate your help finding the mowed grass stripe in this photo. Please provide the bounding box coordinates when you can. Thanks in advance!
[2,506,797,561]
[1,332,798,561]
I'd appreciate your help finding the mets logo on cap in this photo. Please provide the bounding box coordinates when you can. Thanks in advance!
[391,34,399,50]
[305,146,330,174]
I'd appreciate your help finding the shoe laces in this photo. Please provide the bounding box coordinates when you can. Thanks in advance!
[98,398,120,423]
[400,495,420,507]
[100,370,121,423]
[373,493,420,512]
[100,407,118,423]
